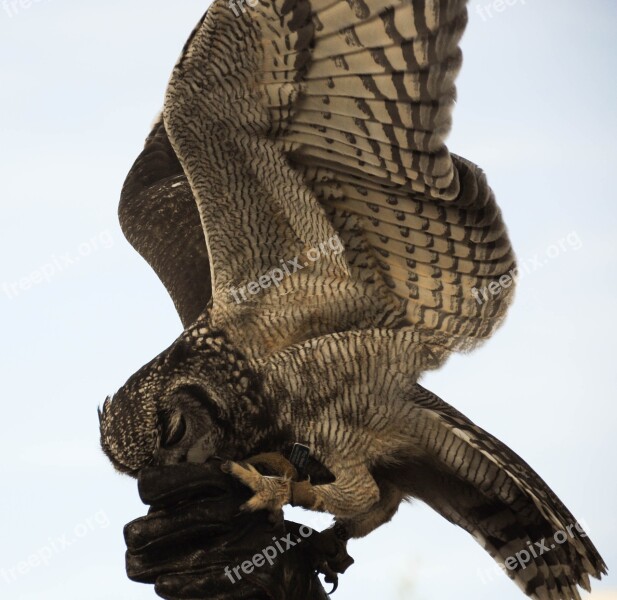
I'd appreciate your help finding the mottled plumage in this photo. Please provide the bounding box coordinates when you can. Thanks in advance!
[100,1,606,598]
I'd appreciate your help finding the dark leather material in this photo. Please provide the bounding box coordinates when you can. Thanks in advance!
[124,461,331,600]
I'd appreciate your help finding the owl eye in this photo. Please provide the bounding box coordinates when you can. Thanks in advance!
[161,413,187,448]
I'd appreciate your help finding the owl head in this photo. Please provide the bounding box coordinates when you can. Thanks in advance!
[99,325,265,476]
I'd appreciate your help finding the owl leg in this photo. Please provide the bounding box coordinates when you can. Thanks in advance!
[223,461,379,519]
[294,481,402,588]
[335,480,404,539]
[288,467,380,591]
[290,464,380,517]
[224,462,376,590]
[244,452,298,479]
[220,459,294,519]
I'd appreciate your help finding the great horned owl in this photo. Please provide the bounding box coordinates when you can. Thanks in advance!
[99,1,606,597]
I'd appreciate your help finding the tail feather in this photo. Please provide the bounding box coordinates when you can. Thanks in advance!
[396,384,607,599]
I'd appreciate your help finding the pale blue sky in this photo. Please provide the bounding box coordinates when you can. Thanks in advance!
[0,1,615,599]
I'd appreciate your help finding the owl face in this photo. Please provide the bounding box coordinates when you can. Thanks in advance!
[150,386,222,468]
[99,325,264,476]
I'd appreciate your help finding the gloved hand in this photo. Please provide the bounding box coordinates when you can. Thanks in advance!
[124,459,332,600]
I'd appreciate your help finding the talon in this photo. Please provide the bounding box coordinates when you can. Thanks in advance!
[320,563,339,594]
[223,461,292,514]
[301,526,354,593]
[328,580,338,595]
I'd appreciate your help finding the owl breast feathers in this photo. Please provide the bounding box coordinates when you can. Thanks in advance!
[99,1,607,598]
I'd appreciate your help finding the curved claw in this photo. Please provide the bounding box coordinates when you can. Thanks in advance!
[296,526,353,595]
[319,562,339,594]
[221,460,292,515]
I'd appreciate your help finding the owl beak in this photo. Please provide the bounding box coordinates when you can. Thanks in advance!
[186,435,213,463]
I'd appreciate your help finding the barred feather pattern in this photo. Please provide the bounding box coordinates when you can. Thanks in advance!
[260,334,607,600]
[403,386,607,600]
[102,2,607,599]
[132,0,518,363]
[257,0,516,357]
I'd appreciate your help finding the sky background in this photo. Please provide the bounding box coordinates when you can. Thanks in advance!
[0,1,616,599]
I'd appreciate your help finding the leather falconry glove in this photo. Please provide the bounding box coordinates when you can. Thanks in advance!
[124,459,345,600]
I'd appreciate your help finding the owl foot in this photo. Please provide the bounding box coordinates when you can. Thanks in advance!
[243,452,299,479]
[300,525,354,593]
[221,460,292,520]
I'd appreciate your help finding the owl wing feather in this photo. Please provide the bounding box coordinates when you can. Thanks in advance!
[257,0,516,353]
[118,118,211,328]
[401,385,607,599]
[111,7,608,597]
[156,0,514,363]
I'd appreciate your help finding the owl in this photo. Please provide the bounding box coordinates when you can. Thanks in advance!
[99,1,606,598]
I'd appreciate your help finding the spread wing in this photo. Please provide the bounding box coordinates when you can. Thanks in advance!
[402,385,607,599]
[119,118,211,328]
[144,0,515,362]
